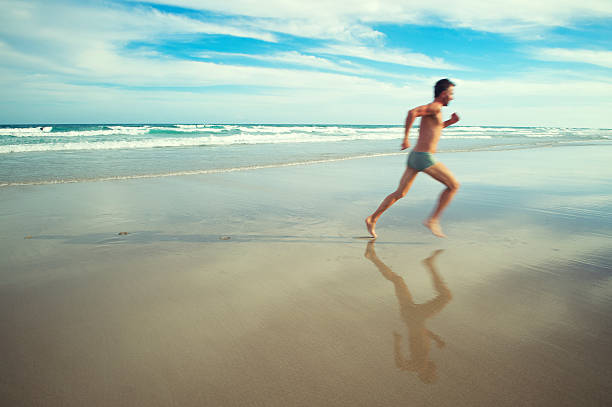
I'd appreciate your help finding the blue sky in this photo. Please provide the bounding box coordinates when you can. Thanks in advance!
[0,0,610,126]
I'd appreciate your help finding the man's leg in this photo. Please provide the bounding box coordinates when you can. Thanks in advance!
[366,166,418,238]
[422,162,460,238]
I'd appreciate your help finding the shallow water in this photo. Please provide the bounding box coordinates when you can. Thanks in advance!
[1,124,610,186]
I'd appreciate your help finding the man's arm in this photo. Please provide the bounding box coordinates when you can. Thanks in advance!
[402,103,441,150]
[443,113,460,128]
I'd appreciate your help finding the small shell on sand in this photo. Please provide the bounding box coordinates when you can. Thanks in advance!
[118,232,129,236]
[219,236,231,240]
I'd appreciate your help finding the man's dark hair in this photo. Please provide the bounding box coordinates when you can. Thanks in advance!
[434,78,455,98]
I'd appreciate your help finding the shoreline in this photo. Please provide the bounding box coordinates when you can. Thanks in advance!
[2,142,611,188]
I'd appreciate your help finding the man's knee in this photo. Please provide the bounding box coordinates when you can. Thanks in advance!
[394,189,408,199]
[448,180,460,192]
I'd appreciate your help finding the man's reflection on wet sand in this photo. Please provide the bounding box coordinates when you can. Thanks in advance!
[365,242,452,383]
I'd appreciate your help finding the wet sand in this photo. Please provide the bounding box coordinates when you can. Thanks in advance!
[1,145,611,406]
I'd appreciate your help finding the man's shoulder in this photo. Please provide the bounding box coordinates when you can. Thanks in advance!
[420,102,442,116]
[429,102,442,113]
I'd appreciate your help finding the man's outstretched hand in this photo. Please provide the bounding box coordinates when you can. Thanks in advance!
[450,113,460,123]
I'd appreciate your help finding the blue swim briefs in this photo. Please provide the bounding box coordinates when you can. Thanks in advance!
[407,151,436,171]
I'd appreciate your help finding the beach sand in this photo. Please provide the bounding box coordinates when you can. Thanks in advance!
[1,145,611,406]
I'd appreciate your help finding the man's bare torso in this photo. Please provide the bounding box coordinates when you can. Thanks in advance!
[414,103,443,153]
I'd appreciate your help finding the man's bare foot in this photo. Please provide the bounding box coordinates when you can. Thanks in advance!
[365,216,377,238]
[423,219,446,238]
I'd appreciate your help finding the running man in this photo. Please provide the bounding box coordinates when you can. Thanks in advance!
[366,79,460,238]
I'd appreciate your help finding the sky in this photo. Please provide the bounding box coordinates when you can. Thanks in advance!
[0,0,611,126]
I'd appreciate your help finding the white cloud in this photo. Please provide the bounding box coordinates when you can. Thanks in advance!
[245,16,385,43]
[530,48,612,68]
[198,51,352,71]
[0,0,426,87]
[0,0,277,45]
[0,0,436,90]
[129,0,612,35]
[263,51,351,71]
[0,40,409,92]
[309,44,464,70]
[196,51,416,80]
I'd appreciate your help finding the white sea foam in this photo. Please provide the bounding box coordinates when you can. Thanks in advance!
[148,126,226,133]
[451,127,526,132]
[232,126,400,135]
[0,134,371,153]
[0,139,178,153]
[235,126,314,134]
[0,126,53,136]
[176,124,206,129]
[446,127,605,139]
[2,125,607,155]
[149,125,232,133]
[1,126,150,138]
[443,135,492,139]
[8,125,230,137]
[0,131,497,153]
[62,127,151,137]
[0,125,219,138]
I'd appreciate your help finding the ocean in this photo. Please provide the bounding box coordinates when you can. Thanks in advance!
[1,124,610,186]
